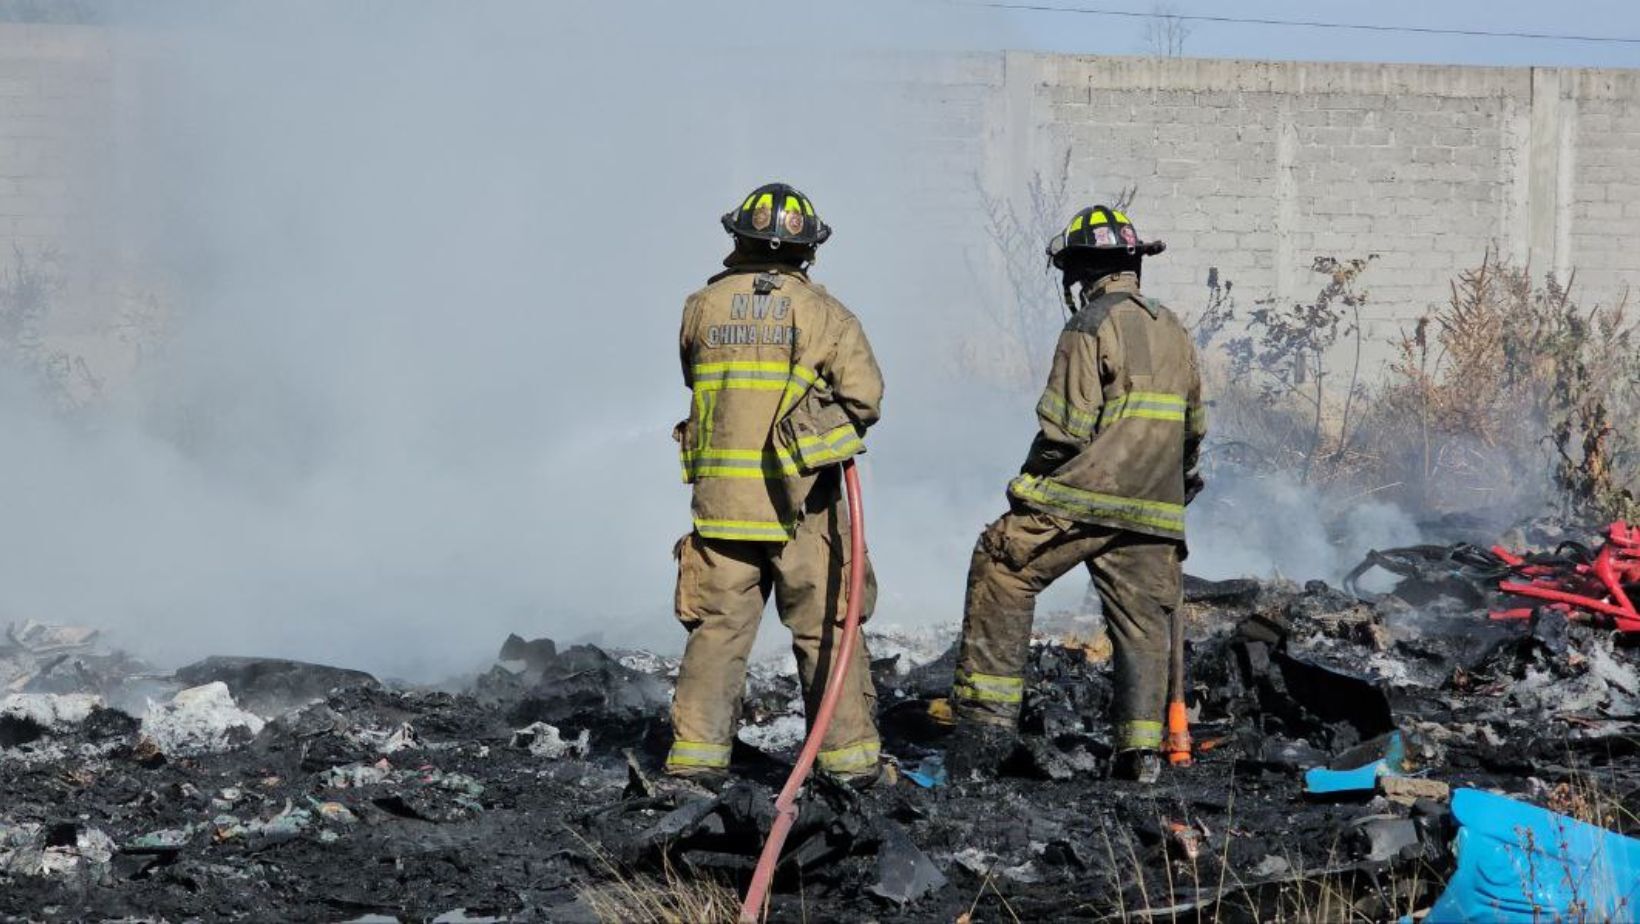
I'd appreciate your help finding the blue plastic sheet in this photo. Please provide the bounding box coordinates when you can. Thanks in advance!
[1424,788,1640,923]
[901,754,947,789]
[1304,731,1406,794]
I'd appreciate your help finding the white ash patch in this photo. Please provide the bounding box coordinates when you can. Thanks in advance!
[738,714,807,753]
[866,623,959,674]
[1,692,103,729]
[614,650,679,678]
[140,682,265,757]
[511,721,590,759]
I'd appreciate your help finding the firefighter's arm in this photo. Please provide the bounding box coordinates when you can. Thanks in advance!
[824,315,884,432]
[1022,330,1102,475]
[1184,348,1207,503]
[679,296,699,388]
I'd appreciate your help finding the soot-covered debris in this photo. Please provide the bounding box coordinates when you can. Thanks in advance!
[2,530,1638,922]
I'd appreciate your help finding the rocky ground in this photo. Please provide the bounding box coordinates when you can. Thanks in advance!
[2,526,1638,923]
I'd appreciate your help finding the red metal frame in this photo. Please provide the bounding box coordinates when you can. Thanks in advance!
[1488,521,1640,632]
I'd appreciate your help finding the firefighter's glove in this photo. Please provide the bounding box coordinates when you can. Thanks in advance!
[1184,470,1205,505]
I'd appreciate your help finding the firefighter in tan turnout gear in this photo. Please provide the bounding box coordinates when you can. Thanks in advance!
[950,206,1206,784]
[667,182,885,787]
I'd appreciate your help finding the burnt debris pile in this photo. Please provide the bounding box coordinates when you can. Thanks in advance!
[3,530,1639,922]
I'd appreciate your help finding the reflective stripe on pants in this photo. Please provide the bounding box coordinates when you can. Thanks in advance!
[954,509,1181,746]
[665,740,732,771]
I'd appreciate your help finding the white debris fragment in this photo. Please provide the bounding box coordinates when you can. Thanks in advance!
[0,821,40,871]
[952,847,994,875]
[615,650,678,677]
[1,824,115,878]
[865,623,960,675]
[0,692,103,730]
[510,722,590,759]
[139,682,265,756]
[1251,854,1291,878]
[738,714,807,753]
[319,759,394,789]
[5,620,101,654]
[348,721,424,754]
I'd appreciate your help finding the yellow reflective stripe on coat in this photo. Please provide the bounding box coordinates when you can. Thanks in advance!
[693,517,796,542]
[1010,475,1186,534]
[666,740,732,769]
[790,422,864,467]
[1097,391,1187,427]
[817,740,880,775]
[691,361,818,390]
[680,447,801,481]
[1037,391,1099,439]
[953,670,1024,705]
[1187,403,1208,437]
[691,362,821,419]
[1118,720,1164,750]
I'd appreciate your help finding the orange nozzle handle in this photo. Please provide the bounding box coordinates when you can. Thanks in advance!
[1165,700,1192,767]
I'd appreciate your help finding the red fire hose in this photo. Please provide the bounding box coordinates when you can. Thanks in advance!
[738,459,867,923]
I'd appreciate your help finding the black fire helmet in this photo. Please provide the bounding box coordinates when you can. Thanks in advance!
[721,182,832,248]
[1046,205,1166,268]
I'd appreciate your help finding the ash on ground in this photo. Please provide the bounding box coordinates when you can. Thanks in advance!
[2,542,1637,922]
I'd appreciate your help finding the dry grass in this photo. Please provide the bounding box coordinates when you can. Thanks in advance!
[578,857,740,924]
[571,830,741,924]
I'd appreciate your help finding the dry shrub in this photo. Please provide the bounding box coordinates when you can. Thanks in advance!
[1198,256,1377,489]
[1200,252,1640,520]
[1367,253,1640,519]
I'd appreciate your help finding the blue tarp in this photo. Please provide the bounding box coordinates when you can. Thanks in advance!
[1424,788,1640,923]
[1304,731,1406,794]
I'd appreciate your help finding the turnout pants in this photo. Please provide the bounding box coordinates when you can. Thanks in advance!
[954,508,1182,751]
[667,501,879,778]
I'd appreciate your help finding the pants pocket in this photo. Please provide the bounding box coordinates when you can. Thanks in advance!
[981,511,1068,572]
[828,523,877,624]
[673,533,705,629]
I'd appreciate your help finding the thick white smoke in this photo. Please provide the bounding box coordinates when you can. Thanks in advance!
[1,2,1420,677]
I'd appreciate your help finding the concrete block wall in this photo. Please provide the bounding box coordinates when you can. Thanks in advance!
[907,53,1640,362]
[0,23,111,255]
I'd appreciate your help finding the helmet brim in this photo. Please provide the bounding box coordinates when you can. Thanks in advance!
[1047,234,1166,267]
[722,211,832,246]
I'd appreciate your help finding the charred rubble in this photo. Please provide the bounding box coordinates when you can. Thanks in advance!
[2,527,1639,923]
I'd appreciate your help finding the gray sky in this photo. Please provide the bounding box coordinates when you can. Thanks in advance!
[981,0,1640,68]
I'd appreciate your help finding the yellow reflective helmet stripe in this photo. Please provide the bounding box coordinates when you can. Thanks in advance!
[754,192,773,211]
[783,195,801,216]
[801,197,814,216]
[1112,210,1130,225]
[741,193,756,211]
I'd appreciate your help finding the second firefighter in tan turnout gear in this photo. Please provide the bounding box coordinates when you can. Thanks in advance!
[667,182,884,784]
[951,205,1206,782]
